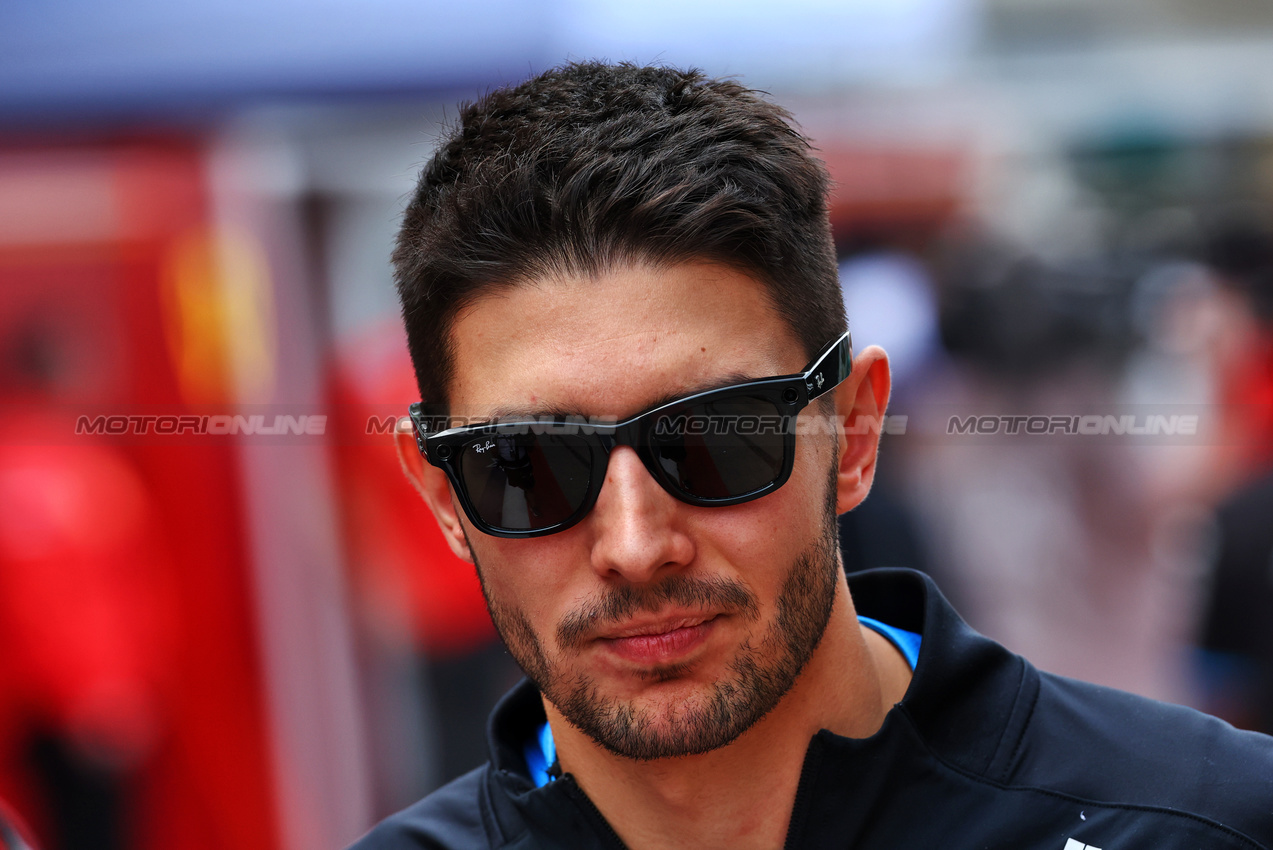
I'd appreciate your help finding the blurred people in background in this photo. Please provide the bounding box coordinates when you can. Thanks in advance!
[1204,205,1273,473]
[0,321,176,850]
[1196,207,1273,734]
[1200,471,1273,734]
[894,233,1208,702]
[835,250,942,586]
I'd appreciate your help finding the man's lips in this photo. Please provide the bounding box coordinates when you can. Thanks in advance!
[599,614,715,640]
[596,614,719,665]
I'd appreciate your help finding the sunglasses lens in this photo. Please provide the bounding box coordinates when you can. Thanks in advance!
[652,396,788,501]
[457,432,594,532]
[443,391,793,534]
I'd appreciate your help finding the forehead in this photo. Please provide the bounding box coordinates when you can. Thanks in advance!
[446,261,804,419]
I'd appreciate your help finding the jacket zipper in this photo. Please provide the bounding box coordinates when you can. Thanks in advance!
[783,738,823,850]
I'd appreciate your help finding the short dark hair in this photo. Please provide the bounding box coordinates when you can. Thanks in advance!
[394,61,846,407]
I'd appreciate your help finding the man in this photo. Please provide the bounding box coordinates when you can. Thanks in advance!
[354,62,1273,849]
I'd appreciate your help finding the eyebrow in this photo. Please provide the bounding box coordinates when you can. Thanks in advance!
[480,371,762,423]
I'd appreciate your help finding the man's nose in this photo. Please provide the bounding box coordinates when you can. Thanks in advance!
[586,446,694,583]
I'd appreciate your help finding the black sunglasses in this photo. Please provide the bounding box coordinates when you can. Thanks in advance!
[409,331,852,538]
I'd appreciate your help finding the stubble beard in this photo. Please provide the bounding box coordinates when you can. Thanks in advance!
[474,463,842,762]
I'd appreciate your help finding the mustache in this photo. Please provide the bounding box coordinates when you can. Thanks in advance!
[556,574,759,650]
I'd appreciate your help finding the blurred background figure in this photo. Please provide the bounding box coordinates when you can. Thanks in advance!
[836,250,942,585]
[3,1,1273,847]
[1202,207,1273,475]
[1194,208,1273,734]
[0,395,174,850]
[0,142,284,849]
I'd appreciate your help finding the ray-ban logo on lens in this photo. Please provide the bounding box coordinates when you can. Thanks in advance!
[473,440,497,454]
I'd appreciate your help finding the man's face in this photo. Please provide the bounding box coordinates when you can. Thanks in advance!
[444,261,843,760]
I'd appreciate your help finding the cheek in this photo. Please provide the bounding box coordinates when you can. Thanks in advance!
[706,447,831,550]
[688,443,835,583]
[789,434,839,519]
[687,499,802,592]
[472,537,586,639]
[704,499,790,552]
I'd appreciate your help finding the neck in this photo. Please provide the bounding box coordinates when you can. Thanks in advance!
[545,574,911,850]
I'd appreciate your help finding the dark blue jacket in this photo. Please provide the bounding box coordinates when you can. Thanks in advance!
[351,568,1273,849]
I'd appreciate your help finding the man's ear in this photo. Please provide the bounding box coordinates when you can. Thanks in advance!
[832,345,892,515]
[394,427,474,563]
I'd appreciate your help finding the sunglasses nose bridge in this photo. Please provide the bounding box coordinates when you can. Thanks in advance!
[603,419,639,453]
[587,427,625,491]
[594,419,682,503]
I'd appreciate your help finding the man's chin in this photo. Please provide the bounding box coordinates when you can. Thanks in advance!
[545,670,775,761]
[542,543,840,760]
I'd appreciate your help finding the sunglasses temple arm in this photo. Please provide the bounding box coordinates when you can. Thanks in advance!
[802,331,853,401]
[407,402,429,457]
